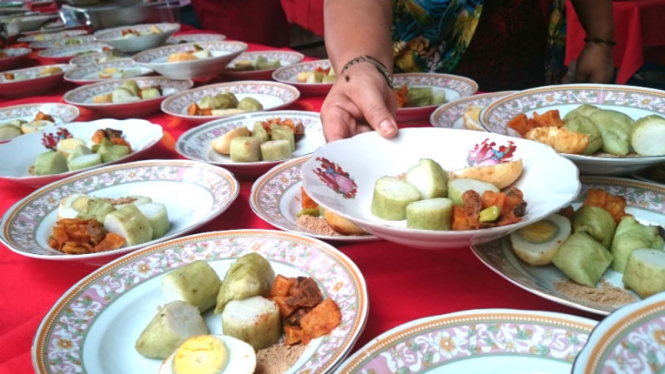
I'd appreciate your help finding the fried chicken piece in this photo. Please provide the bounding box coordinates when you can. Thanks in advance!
[526,126,589,154]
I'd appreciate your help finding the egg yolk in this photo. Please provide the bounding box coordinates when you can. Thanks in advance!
[172,335,229,374]
[517,220,559,243]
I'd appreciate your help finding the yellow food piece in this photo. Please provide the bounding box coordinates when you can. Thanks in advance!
[93,93,113,103]
[324,210,366,235]
[150,25,162,34]
[167,52,198,63]
[451,159,523,190]
[98,67,119,79]
[526,126,589,155]
[39,66,63,76]
[463,105,483,131]
[172,335,228,374]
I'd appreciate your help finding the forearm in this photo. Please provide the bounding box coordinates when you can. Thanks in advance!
[324,0,393,73]
[570,0,614,40]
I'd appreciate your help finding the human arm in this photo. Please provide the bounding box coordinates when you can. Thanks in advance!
[570,0,615,83]
[320,0,398,142]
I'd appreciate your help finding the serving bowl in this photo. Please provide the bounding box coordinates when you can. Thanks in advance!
[0,64,72,98]
[0,118,163,187]
[38,42,112,63]
[480,84,665,175]
[28,35,96,50]
[94,23,180,53]
[69,50,130,67]
[430,91,516,130]
[1,160,239,264]
[176,110,324,176]
[223,50,305,80]
[0,47,31,70]
[132,41,247,80]
[64,76,194,118]
[161,80,300,125]
[272,59,334,96]
[301,127,580,249]
[0,103,80,143]
[64,59,153,85]
[166,33,226,44]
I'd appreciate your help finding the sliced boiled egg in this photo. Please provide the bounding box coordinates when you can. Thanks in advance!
[510,213,571,266]
[159,334,256,374]
[20,120,55,134]
[58,193,91,220]
[56,138,86,157]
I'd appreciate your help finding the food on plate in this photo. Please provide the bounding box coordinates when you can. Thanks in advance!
[215,253,275,313]
[97,67,145,79]
[297,187,368,236]
[135,300,209,359]
[447,178,499,207]
[510,214,572,266]
[450,139,523,189]
[93,80,162,103]
[48,193,170,254]
[508,106,665,157]
[229,55,281,71]
[463,105,484,131]
[571,205,617,249]
[39,66,63,76]
[137,203,171,239]
[622,249,665,298]
[551,232,614,287]
[120,24,162,39]
[96,51,127,64]
[406,198,453,230]
[210,118,304,162]
[222,296,282,351]
[2,66,63,82]
[371,176,421,221]
[186,92,263,117]
[405,158,448,199]
[0,51,7,58]
[162,261,223,312]
[30,127,133,175]
[167,44,212,62]
[0,111,56,141]
[611,215,664,273]
[158,334,256,374]
[393,85,446,108]
[296,66,336,83]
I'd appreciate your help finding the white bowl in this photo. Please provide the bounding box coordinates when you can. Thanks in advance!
[160,80,300,125]
[301,127,581,249]
[223,50,305,80]
[64,76,194,118]
[0,160,240,263]
[64,59,153,85]
[166,32,226,44]
[38,42,112,63]
[0,47,31,70]
[480,84,665,176]
[69,50,130,67]
[132,41,248,80]
[0,118,163,187]
[1,14,56,33]
[17,29,88,42]
[0,102,79,142]
[94,23,180,53]
[272,59,333,96]
[0,63,71,98]
[430,91,516,130]
[176,110,324,176]
[28,35,96,50]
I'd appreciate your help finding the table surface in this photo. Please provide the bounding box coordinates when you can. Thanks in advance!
[0,31,602,374]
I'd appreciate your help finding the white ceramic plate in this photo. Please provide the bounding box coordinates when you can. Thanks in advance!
[301,127,580,249]
[166,33,226,44]
[94,23,180,53]
[472,177,665,315]
[0,63,71,98]
[1,160,240,263]
[572,292,665,374]
[393,73,478,123]
[64,76,194,118]
[38,42,112,63]
[335,309,597,374]
[480,84,665,176]
[32,229,368,373]
[224,50,305,80]
[64,59,153,85]
[161,80,301,125]
[430,91,516,130]
[28,35,96,50]
[0,103,79,142]
[0,47,31,70]
[69,50,131,67]
[18,29,88,42]
[251,156,380,242]
[272,59,334,96]
[132,41,247,80]
[0,118,163,187]
[176,110,324,175]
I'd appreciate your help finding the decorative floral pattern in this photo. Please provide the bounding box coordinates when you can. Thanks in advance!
[33,230,367,374]
[166,33,227,44]
[18,30,88,42]
[64,77,193,105]
[132,41,246,63]
[70,51,130,67]
[393,73,478,98]
[314,157,358,199]
[0,64,72,84]
[38,43,112,58]
[2,161,238,256]
[0,103,79,123]
[430,91,513,129]
[0,47,30,57]
[337,311,594,374]
[472,177,665,315]
[467,139,516,166]
[65,60,152,82]
[29,35,97,50]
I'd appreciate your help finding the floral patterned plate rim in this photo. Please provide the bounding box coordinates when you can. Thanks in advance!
[175,110,324,167]
[0,159,240,260]
[0,102,79,123]
[334,308,597,374]
[429,91,516,130]
[132,40,248,64]
[69,50,131,67]
[0,63,72,85]
[32,229,369,374]
[93,23,179,41]
[250,155,379,242]
[18,29,88,42]
[166,32,226,44]
[63,76,194,107]
[38,42,112,58]
[0,47,31,58]
[224,50,305,73]
[572,292,665,374]
[64,59,153,83]
[272,59,334,85]
[393,72,479,113]
[471,177,665,316]
[28,35,97,50]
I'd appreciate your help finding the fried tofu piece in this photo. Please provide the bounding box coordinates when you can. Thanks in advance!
[270,274,296,297]
[284,325,308,345]
[300,298,342,340]
[300,187,318,210]
[272,296,299,318]
[452,206,473,231]
[93,232,125,252]
[533,110,566,127]
[526,126,589,154]
[508,113,540,137]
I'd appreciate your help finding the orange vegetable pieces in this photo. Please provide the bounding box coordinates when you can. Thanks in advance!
[452,205,474,231]
[394,85,408,108]
[92,129,106,145]
[187,102,200,116]
[34,111,55,122]
[462,190,483,229]
[300,187,319,210]
[270,274,296,297]
[532,110,566,127]
[583,189,627,224]
[93,232,126,253]
[48,219,124,255]
[272,296,299,319]
[508,114,540,137]
[300,298,342,340]
[284,325,308,345]
[481,190,507,215]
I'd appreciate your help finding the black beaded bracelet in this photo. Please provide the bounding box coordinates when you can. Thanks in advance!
[584,37,616,46]
[340,55,394,89]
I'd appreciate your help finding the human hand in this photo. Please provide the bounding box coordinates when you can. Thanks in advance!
[574,42,614,83]
[320,62,398,142]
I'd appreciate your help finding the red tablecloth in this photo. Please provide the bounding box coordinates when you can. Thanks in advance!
[0,30,601,374]
[566,0,665,84]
